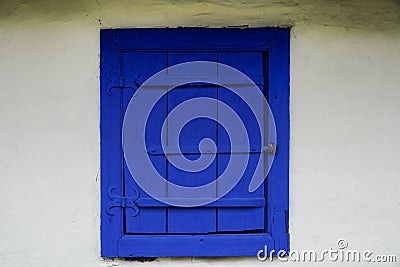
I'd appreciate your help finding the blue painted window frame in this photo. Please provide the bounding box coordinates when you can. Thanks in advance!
[100,28,289,257]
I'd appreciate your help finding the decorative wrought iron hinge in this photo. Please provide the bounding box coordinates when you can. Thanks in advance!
[107,68,141,96]
[107,187,140,217]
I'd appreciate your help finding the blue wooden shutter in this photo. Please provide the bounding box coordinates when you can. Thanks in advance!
[101,28,289,257]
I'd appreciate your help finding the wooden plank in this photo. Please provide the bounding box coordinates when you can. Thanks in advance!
[136,198,265,207]
[135,76,264,87]
[267,29,290,252]
[117,28,277,51]
[167,51,217,233]
[122,52,168,233]
[217,52,265,232]
[118,234,274,257]
[147,145,265,155]
[100,29,124,257]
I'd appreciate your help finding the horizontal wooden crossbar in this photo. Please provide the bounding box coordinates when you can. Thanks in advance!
[135,76,264,87]
[136,198,265,207]
[146,145,267,155]
[118,234,274,257]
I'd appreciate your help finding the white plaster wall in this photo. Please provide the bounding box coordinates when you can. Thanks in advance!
[0,1,399,266]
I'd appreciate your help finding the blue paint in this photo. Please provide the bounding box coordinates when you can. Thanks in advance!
[167,51,217,233]
[100,30,123,257]
[118,234,275,257]
[123,52,168,233]
[217,52,265,232]
[100,28,290,257]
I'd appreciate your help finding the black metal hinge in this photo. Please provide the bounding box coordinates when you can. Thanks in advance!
[107,187,140,217]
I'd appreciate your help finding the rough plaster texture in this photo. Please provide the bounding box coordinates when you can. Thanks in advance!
[0,0,399,266]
